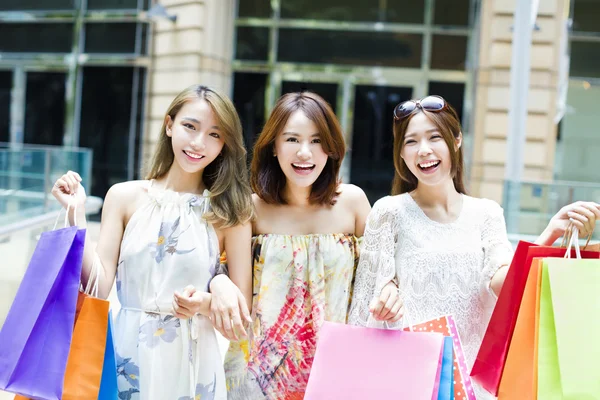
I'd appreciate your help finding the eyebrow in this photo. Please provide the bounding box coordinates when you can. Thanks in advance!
[282,132,320,137]
[181,117,220,130]
[404,128,438,138]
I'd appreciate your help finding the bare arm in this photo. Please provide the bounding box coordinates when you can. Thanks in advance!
[53,171,129,299]
[222,221,253,312]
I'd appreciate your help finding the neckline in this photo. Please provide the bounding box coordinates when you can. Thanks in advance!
[405,193,466,226]
[253,233,357,238]
[148,179,210,197]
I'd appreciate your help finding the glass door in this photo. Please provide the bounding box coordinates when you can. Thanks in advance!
[349,84,414,203]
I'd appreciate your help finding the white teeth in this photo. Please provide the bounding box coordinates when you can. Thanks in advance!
[419,161,439,168]
[184,151,203,159]
[292,163,314,168]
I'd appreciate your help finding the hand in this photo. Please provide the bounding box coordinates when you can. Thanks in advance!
[547,201,600,240]
[172,285,208,319]
[209,275,252,341]
[369,281,404,323]
[51,171,86,210]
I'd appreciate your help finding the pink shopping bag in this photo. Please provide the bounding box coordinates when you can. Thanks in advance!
[305,322,445,400]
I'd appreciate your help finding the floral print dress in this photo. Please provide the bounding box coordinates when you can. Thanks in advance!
[113,182,225,400]
[224,234,360,400]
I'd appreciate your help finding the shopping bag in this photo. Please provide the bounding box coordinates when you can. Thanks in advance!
[305,322,445,399]
[61,292,110,400]
[538,258,600,399]
[98,311,118,400]
[406,316,476,400]
[438,337,454,400]
[497,258,543,400]
[0,226,85,400]
[472,241,600,395]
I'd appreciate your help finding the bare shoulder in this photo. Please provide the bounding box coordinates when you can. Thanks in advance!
[337,183,370,209]
[104,180,149,217]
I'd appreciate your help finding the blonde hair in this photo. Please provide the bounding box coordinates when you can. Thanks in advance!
[146,85,253,227]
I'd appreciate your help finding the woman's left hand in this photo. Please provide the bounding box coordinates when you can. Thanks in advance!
[541,202,600,244]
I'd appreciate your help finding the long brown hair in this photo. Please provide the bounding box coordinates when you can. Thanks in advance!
[391,99,466,195]
[251,91,345,205]
[146,84,253,227]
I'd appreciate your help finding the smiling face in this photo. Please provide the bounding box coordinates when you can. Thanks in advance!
[273,109,329,190]
[399,111,461,189]
[165,98,225,175]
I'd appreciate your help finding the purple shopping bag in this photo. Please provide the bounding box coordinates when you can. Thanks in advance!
[0,226,85,400]
[305,322,445,400]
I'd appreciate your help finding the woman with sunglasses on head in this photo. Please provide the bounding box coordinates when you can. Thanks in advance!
[348,95,600,399]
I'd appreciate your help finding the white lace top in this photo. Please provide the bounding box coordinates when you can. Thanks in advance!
[348,193,513,400]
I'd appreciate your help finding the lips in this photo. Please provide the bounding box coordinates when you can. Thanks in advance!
[183,150,204,161]
[291,162,316,175]
[418,160,440,170]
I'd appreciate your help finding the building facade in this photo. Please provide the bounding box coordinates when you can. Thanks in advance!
[1,0,598,205]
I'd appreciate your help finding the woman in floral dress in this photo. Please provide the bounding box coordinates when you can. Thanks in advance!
[217,92,380,399]
[51,85,254,400]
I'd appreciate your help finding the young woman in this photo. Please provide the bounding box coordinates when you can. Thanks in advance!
[347,95,600,399]
[220,91,374,399]
[51,85,254,400]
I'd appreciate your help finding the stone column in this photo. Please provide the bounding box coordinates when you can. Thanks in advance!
[142,0,236,168]
[470,0,568,204]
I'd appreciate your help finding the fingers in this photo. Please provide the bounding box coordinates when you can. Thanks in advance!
[172,298,192,319]
[378,291,398,320]
[389,303,405,323]
[211,309,225,337]
[369,288,391,318]
[380,294,401,321]
[220,308,235,341]
[229,308,242,341]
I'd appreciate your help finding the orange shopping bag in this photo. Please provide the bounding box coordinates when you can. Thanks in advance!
[497,258,543,400]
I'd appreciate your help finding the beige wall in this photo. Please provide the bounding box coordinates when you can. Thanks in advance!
[470,0,568,204]
[142,0,236,170]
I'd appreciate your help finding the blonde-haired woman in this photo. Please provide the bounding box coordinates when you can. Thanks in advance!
[51,85,253,400]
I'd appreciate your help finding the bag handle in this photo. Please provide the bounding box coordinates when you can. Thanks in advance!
[52,194,78,230]
[564,225,582,260]
[560,221,593,251]
[82,255,100,298]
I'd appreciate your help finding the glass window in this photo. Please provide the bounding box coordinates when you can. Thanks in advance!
[281,81,338,114]
[278,29,423,68]
[351,85,413,203]
[0,23,73,53]
[132,68,146,180]
[0,71,11,143]
[233,72,268,152]
[430,35,468,70]
[85,23,137,53]
[281,0,425,24]
[79,67,135,197]
[0,0,75,10]
[570,41,600,78]
[572,0,600,33]
[24,72,66,146]
[427,81,465,124]
[87,0,138,10]
[235,27,270,61]
[434,0,470,27]
[238,0,271,18]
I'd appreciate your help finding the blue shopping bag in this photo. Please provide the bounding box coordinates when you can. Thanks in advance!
[98,310,118,400]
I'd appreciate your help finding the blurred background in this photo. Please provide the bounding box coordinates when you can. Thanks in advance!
[0,0,599,373]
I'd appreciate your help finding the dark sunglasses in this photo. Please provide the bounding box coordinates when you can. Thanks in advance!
[393,95,447,120]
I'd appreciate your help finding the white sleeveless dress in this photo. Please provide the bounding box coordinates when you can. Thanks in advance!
[112,182,226,400]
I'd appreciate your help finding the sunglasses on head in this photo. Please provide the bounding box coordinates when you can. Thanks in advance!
[393,95,447,120]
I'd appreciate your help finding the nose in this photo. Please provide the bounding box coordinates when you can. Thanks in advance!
[297,142,311,160]
[417,139,432,156]
[190,133,207,150]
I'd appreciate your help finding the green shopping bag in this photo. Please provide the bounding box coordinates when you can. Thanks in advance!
[538,258,600,400]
